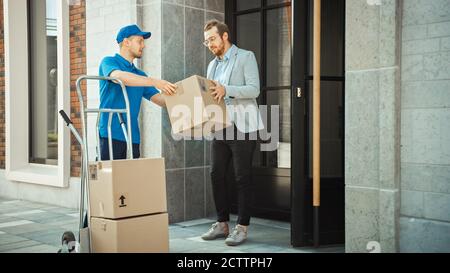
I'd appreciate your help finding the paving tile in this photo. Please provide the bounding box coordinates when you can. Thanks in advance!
[0,240,42,252]
[241,245,289,253]
[0,234,29,246]
[184,246,231,253]
[168,227,199,240]
[0,199,345,253]
[169,238,210,253]
[4,210,45,217]
[0,217,22,224]
[0,200,22,205]
[273,248,311,253]
[0,206,39,215]
[0,220,34,229]
[14,212,67,222]
[0,223,53,235]
[3,244,60,253]
[176,218,215,227]
[33,215,80,225]
[20,228,68,246]
[58,224,79,232]
[29,233,66,247]
[222,249,247,253]
[45,207,78,215]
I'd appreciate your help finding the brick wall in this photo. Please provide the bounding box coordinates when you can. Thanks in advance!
[0,0,4,170]
[70,0,86,177]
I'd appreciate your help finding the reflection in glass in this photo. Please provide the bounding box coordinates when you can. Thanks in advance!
[29,0,59,165]
[237,0,260,11]
[308,82,344,178]
[266,90,291,169]
[267,0,292,6]
[236,13,261,70]
[266,7,291,87]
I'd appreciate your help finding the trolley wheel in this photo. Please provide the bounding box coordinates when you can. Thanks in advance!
[62,231,76,243]
[60,231,76,253]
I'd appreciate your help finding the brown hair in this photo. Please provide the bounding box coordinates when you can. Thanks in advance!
[204,20,231,43]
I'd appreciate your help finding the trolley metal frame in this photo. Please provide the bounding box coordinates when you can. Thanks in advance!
[58,75,134,253]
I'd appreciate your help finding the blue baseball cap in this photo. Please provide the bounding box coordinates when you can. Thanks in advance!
[116,24,151,44]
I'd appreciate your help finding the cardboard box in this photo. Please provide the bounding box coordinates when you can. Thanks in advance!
[89,158,167,219]
[163,75,232,137]
[91,213,169,253]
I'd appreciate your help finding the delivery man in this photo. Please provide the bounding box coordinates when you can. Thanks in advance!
[98,24,177,160]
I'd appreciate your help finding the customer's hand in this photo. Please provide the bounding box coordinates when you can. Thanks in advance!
[155,79,177,96]
[211,81,226,103]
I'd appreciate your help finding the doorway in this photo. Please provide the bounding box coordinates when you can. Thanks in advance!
[225,0,345,247]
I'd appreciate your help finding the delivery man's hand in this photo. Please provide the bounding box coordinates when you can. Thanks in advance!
[155,79,177,96]
[211,81,226,103]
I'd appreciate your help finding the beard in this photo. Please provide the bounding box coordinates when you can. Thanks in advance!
[210,43,225,57]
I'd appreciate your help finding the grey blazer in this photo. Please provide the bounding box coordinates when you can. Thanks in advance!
[207,45,265,133]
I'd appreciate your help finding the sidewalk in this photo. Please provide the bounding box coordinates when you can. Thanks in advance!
[0,197,344,253]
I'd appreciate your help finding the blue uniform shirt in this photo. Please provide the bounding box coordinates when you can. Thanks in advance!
[98,54,159,144]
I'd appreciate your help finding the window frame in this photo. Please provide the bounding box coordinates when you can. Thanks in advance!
[4,0,71,187]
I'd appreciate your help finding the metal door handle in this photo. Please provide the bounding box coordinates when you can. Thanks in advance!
[297,87,303,98]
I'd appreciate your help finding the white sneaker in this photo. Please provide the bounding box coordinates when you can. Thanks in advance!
[225,225,248,246]
[201,222,229,240]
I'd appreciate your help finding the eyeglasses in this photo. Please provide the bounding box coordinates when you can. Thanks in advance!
[203,35,219,47]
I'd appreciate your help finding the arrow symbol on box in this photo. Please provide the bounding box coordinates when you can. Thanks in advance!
[119,196,127,208]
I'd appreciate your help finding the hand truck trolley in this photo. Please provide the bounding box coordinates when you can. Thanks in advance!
[58,75,134,253]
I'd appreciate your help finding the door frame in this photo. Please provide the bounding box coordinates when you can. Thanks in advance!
[290,0,308,247]
[291,0,346,247]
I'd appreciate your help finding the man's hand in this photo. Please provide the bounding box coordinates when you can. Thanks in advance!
[155,79,177,96]
[151,93,166,108]
[210,81,226,103]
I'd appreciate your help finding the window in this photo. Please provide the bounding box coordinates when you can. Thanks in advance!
[4,0,70,187]
[232,0,292,169]
[29,0,59,166]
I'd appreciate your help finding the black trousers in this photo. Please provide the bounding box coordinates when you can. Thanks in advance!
[99,138,141,160]
[210,127,257,226]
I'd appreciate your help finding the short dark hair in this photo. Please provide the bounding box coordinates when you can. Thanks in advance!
[204,20,231,43]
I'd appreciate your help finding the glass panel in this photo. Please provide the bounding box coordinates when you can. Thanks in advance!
[237,0,260,11]
[265,89,291,169]
[308,81,344,178]
[236,13,261,71]
[308,0,344,77]
[266,7,291,87]
[266,0,291,6]
[29,0,59,165]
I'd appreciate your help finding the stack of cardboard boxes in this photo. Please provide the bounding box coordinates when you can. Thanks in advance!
[84,75,229,253]
[88,158,169,253]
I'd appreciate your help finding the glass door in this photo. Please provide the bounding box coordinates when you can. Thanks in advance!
[228,0,294,220]
[227,0,345,247]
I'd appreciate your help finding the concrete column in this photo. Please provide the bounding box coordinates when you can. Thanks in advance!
[86,0,225,224]
[345,0,401,253]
